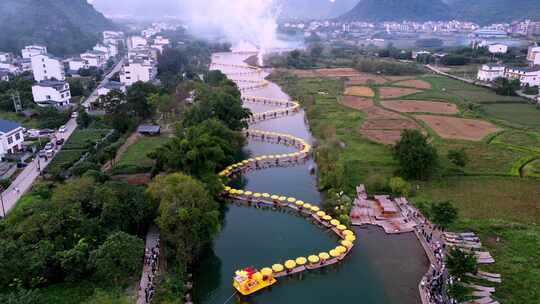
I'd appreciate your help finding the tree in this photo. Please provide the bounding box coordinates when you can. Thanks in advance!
[446,247,477,278]
[147,173,220,264]
[125,81,160,119]
[89,231,144,284]
[100,90,126,114]
[77,110,93,129]
[58,239,90,281]
[388,176,412,196]
[447,282,470,302]
[494,77,520,96]
[309,43,324,59]
[393,129,439,180]
[447,149,468,167]
[441,55,470,66]
[430,201,458,228]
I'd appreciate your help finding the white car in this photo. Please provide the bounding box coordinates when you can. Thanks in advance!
[59,125,67,133]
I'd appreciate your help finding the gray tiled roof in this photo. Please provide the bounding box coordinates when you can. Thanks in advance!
[0,119,21,133]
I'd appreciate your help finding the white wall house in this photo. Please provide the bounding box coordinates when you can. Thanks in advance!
[32,80,71,107]
[127,36,147,50]
[103,31,125,45]
[527,46,540,66]
[81,51,107,68]
[21,45,47,59]
[504,67,540,87]
[0,52,14,63]
[120,60,157,86]
[97,81,126,96]
[0,62,20,75]
[488,43,508,54]
[0,120,25,158]
[67,58,89,73]
[31,53,65,82]
[477,64,506,82]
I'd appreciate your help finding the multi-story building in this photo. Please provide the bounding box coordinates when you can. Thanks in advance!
[477,64,505,82]
[67,58,89,74]
[127,36,148,50]
[31,80,71,107]
[81,51,107,68]
[0,52,14,63]
[526,46,540,66]
[0,120,25,158]
[504,67,540,87]
[21,45,47,59]
[119,60,157,86]
[30,53,65,82]
[488,43,508,54]
[103,31,125,45]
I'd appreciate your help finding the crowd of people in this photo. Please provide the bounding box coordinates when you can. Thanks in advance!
[141,243,160,304]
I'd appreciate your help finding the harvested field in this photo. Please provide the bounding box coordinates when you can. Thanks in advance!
[346,74,387,85]
[379,87,421,99]
[362,118,420,130]
[381,100,458,114]
[360,129,403,145]
[344,86,375,97]
[394,79,432,89]
[341,96,374,110]
[363,107,403,119]
[290,68,361,78]
[416,115,500,141]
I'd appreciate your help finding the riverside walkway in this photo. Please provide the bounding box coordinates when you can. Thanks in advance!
[209,56,357,293]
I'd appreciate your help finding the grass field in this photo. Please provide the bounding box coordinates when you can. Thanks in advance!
[0,111,40,129]
[114,136,170,174]
[63,129,110,150]
[272,69,540,304]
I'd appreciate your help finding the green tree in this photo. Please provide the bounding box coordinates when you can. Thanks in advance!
[89,231,144,284]
[58,239,90,281]
[77,110,93,129]
[447,149,468,167]
[126,81,160,119]
[100,90,126,114]
[393,129,439,180]
[494,77,520,96]
[446,247,477,278]
[388,176,412,196]
[430,201,458,228]
[447,282,470,302]
[147,173,220,264]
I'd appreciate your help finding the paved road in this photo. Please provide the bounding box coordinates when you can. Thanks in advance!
[0,118,78,217]
[82,58,124,109]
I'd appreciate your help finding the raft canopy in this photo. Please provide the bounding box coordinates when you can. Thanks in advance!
[318,252,330,260]
[323,215,332,221]
[295,257,307,265]
[262,193,271,198]
[336,246,347,254]
[271,195,279,200]
[342,230,354,236]
[308,255,320,263]
[316,211,326,217]
[341,240,353,248]
[345,234,356,242]
[272,264,284,272]
[284,260,297,269]
[337,225,347,231]
[261,268,273,276]
[287,197,297,203]
[330,219,341,226]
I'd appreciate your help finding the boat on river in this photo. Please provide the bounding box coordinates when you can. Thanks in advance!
[233,267,277,295]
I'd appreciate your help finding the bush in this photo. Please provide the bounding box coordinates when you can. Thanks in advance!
[447,149,469,167]
[388,177,412,197]
[442,55,470,66]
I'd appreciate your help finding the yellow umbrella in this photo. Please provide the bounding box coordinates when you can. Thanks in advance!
[244,191,253,196]
[329,250,340,258]
[284,260,297,269]
[229,189,237,194]
[272,264,284,272]
[303,203,312,209]
[255,157,263,161]
[271,195,279,200]
[262,193,270,198]
[308,255,320,263]
[236,190,245,195]
[316,211,326,217]
[341,240,353,248]
[253,193,262,198]
[335,246,347,254]
[342,230,354,236]
[336,225,347,231]
[318,252,330,260]
[218,172,226,177]
[253,272,263,281]
[242,160,249,164]
[295,200,304,206]
[278,196,287,202]
[345,234,356,242]
[323,215,332,221]
[224,186,232,191]
[330,219,341,226]
[261,268,273,276]
[310,206,320,212]
[287,197,297,203]
[295,257,307,265]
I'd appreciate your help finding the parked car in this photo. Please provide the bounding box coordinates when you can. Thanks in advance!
[17,162,28,168]
[45,143,54,153]
[56,138,65,146]
[59,125,67,133]
[71,112,79,119]
[39,150,47,158]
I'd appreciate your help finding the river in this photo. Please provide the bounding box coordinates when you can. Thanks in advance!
[193,52,428,304]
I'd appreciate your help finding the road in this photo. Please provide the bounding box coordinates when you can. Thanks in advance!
[0,118,78,217]
[82,58,124,109]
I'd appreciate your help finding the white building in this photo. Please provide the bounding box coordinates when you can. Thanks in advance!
[527,46,540,66]
[0,52,14,63]
[477,64,505,82]
[488,43,508,54]
[31,80,71,107]
[81,51,107,68]
[127,36,147,50]
[97,81,126,96]
[103,31,125,45]
[21,45,47,59]
[67,58,89,73]
[31,53,65,82]
[0,120,25,158]
[504,67,540,87]
[120,60,157,86]
[0,62,20,75]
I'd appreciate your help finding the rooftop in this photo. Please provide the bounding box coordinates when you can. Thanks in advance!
[0,119,22,134]
[100,81,125,90]
[35,80,68,90]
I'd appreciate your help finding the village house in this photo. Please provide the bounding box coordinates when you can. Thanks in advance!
[526,45,540,66]
[81,51,107,68]
[504,66,540,87]
[31,53,65,82]
[103,31,125,45]
[0,119,25,159]
[477,64,506,82]
[127,36,148,50]
[31,80,71,107]
[120,60,158,86]
[488,43,508,54]
[97,81,126,96]
[67,58,89,74]
[21,45,47,59]
[0,52,14,63]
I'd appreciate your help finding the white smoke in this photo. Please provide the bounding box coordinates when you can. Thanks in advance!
[180,0,286,62]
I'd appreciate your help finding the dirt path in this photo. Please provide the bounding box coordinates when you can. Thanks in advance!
[101,132,141,172]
